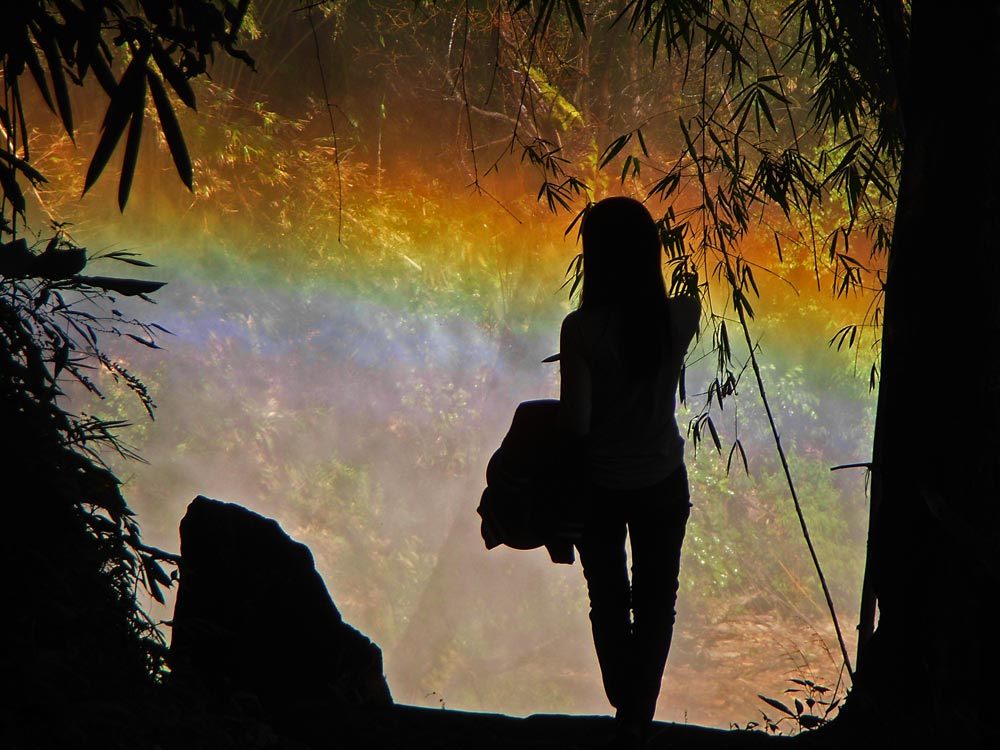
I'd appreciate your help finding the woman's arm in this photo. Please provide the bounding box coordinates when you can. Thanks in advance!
[558,311,591,439]
[670,295,701,351]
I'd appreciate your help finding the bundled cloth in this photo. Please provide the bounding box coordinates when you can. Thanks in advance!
[477,399,583,564]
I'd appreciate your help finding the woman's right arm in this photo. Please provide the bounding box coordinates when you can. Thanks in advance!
[670,295,701,351]
[558,311,591,440]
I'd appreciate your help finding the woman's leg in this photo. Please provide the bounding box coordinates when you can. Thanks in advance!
[626,467,691,725]
[576,493,631,713]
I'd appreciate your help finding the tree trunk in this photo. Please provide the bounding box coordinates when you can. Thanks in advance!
[847,3,1000,746]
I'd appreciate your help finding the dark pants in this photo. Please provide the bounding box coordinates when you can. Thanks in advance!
[576,466,690,725]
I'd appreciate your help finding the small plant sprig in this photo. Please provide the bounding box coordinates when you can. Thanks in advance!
[737,677,842,734]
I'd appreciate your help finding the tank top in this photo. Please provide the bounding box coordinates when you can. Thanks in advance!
[568,296,699,490]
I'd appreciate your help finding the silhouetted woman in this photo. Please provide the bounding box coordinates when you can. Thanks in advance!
[558,197,700,748]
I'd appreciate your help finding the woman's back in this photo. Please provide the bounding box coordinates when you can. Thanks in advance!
[560,295,699,490]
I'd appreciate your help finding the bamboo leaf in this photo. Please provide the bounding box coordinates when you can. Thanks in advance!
[22,27,55,113]
[0,149,47,184]
[744,265,759,298]
[0,166,26,215]
[759,695,796,718]
[84,116,130,195]
[727,438,748,474]
[148,71,193,189]
[143,555,172,587]
[102,251,155,267]
[650,172,681,199]
[759,82,790,104]
[73,275,166,296]
[84,56,147,195]
[151,42,197,110]
[706,416,722,454]
[678,115,700,164]
[564,205,588,238]
[35,22,75,136]
[147,575,165,605]
[125,333,163,349]
[599,134,631,169]
[118,75,147,212]
[733,287,755,319]
[636,127,649,156]
[88,42,118,96]
[757,87,777,132]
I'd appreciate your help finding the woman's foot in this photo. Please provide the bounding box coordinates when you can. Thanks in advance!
[608,713,647,749]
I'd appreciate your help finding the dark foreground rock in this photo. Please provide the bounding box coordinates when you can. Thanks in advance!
[288,705,808,749]
[168,495,392,714]
[160,497,819,749]
[3,490,830,749]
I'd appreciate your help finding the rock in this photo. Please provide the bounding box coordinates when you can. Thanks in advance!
[168,495,392,711]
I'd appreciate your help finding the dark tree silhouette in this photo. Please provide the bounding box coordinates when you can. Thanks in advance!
[852,3,1000,746]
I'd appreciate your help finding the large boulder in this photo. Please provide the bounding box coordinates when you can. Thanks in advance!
[168,496,392,711]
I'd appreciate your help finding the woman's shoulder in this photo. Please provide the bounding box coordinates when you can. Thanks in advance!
[562,306,609,331]
[560,309,581,341]
[563,306,619,336]
[561,307,616,360]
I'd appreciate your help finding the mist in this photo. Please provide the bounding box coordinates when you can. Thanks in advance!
[70,206,874,728]
[30,4,880,726]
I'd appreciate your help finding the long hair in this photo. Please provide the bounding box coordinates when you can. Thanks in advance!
[579,197,669,377]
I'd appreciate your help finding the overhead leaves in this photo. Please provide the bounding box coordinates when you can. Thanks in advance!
[84,54,149,196]
[3,0,254,218]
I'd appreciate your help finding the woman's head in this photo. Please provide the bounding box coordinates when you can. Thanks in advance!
[580,196,665,309]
